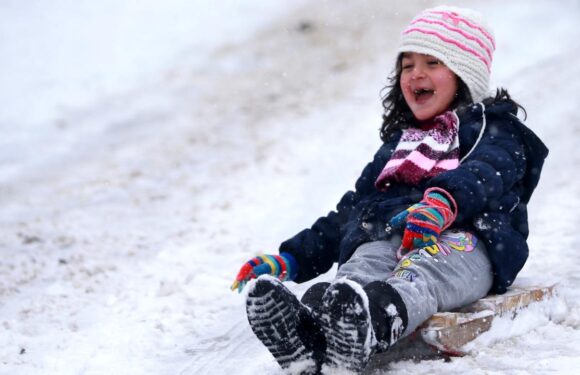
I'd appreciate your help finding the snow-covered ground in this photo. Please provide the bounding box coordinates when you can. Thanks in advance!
[1,0,579,374]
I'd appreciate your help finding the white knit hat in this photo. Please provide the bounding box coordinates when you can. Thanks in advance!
[397,6,495,102]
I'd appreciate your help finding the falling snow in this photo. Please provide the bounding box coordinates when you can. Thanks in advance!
[1,0,579,374]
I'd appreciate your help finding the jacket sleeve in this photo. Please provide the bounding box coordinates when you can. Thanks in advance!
[426,116,527,223]
[279,143,390,283]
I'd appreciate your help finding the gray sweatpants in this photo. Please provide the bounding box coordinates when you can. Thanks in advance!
[335,229,493,335]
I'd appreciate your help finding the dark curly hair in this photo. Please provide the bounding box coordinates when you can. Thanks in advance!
[378,54,526,142]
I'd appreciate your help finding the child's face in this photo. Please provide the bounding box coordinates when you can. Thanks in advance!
[399,53,458,121]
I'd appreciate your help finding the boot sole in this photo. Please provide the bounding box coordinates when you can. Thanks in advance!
[320,279,374,374]
[246,276,317,373]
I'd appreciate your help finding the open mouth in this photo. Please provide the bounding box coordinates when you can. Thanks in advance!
[413,88,435,103]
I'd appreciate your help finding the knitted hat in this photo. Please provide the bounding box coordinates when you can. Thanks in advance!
[397,6,495,102]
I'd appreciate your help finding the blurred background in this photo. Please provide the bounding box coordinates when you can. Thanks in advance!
[1,1,579,374]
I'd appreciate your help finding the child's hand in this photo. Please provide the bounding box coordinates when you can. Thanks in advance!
[230,253,297,293]
[389,188,457,253]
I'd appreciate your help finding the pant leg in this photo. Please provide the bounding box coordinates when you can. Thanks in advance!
[334,237,400,286]
[334,230,493,336]
[387,230,493,334]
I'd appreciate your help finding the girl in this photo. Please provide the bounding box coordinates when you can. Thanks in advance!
[231,6,548,374]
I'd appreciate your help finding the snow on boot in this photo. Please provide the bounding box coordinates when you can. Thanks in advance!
[320,278,375,374]
[246,275,321,374]
[363,281,408,352]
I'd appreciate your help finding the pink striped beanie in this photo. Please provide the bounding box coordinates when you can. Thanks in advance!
[398,6,495,102]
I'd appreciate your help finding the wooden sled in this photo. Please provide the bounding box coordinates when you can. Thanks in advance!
[419,284,557,356]
[368,284,557,368]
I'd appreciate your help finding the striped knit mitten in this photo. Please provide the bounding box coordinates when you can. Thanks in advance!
[389,187,457,255]
[231,253,298,293]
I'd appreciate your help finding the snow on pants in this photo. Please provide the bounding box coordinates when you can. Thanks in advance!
[335,229,493,335]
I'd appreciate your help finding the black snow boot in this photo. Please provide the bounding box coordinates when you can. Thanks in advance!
[363,281,408,352]
[246,276,327,374]
[320,279,376,374]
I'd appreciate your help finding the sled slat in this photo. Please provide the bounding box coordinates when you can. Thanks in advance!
[419,284,557,355]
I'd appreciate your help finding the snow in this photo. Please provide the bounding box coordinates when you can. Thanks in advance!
[1,0,579,374]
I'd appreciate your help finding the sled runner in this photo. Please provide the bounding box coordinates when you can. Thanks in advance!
[368,284,557,368]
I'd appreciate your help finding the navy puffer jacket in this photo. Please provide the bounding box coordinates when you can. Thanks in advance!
[279,99,548,294]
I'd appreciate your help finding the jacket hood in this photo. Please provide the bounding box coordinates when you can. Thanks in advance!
[457,100,549,204]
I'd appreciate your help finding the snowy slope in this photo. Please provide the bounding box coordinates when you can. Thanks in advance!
[1,1,579,374]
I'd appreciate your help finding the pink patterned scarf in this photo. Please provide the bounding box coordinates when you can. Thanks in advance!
[375,111,460,191]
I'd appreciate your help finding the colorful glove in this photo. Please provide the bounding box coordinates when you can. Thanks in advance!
[389,187,457,255]
[230,252,298,293]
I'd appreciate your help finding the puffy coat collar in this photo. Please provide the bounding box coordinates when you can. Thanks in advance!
[456,100,520,125]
